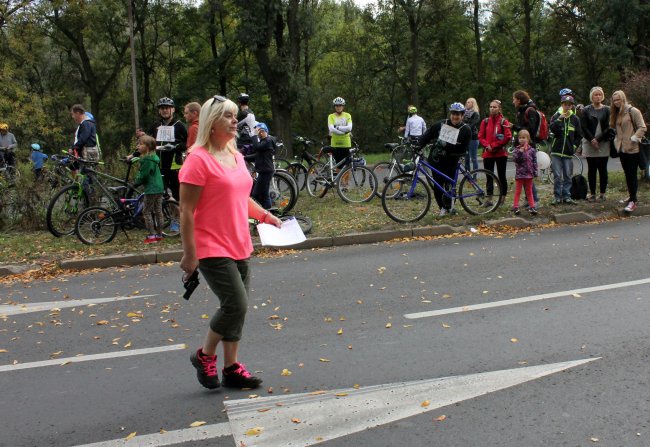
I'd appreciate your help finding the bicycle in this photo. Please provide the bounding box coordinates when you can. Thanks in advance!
[371,137,418,197]
[45,153,141,237]
[381,148,503,223]
[0,148,19,184]
[286,136,320,191]
[305,146,377,203]
[75,192,180,245]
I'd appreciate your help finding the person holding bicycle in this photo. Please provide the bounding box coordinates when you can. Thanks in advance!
[418,102,472,216]
[133,135,165,244]
[236,93,256,154]
[245,122,275,209]
[135,97,188,202]
[550,95,582,205]
[180,95,281,391]
[328,97,353,165]
[0,123,17,167]
[479,100,512,204]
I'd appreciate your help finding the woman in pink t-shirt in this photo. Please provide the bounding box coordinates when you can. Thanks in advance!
[179,95,281,390]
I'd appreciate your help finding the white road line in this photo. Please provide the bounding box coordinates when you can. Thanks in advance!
[0,344,186,373]
[404,277,650,319]
[70,423,232,447]
[0,294,157,316]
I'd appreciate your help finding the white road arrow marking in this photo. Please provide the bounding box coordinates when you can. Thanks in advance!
[225,357,599,447]
[0,294,157,316]
[68,358,598,447]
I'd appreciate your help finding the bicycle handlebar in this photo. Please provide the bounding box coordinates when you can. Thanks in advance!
[156,143,176,152]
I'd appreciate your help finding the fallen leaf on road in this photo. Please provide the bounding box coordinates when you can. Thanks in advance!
[337,328,343,335]
[434,415,447,422]
[335,392,348,396]
[0,349,7,353]
[281,369,292,376]
[291,418,301,424]
[572,293,582,298]
[200,314,209,319]
[442,324,450,328]
[190,421,206,427]
[385,323,392,328]
[510,338,518,343]
[97,320,109,325]
[124,341,132,348]
[245,427,263,436]
[319,358,330,362]
[421,400,430,407]
[125,432,136,440]
[590,437,599,442]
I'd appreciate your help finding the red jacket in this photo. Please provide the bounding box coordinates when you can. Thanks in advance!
[478,114,512,158]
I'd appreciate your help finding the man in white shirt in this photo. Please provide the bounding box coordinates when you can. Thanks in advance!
[401,105,426,142]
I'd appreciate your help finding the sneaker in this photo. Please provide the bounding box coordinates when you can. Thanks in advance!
[529,207,538,215]
[624,201,637,212]
[190,348,220,389]
[222,362,262,389]
[169,221,180,233]
[551,198,562,205]
[438,208,448,216]
[482,200,494,208]
[512,207,520,215]
[143,235,159,244]
[563,198,577,204]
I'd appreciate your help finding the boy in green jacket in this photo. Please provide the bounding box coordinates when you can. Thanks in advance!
[134,135,165,243]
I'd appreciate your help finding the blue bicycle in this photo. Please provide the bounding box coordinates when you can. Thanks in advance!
[381,148,503,222]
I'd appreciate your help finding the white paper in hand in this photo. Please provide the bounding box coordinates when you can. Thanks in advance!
[257,217,306,247]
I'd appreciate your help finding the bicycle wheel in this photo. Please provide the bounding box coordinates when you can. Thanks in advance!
[46,184,90,237]
[160,200,181,237]
[306,161,330,198]
[287,162,308,191]
[381,174,431,223]
[274,158,291,170]
[75,206,118,245]
[458,169,502,215]
[280,215,313,235]
[372,161,402,197]
[270,171,298,214]
[337,166,377,203]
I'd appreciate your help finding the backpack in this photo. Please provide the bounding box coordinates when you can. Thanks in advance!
[525,107,549,142]
[570,174,588,200]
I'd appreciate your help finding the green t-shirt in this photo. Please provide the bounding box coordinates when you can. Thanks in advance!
[328,112,352,148]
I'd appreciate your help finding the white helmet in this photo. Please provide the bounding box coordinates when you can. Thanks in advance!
[332,97,346,106]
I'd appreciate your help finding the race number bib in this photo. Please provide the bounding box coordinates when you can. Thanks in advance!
[156,125,176,142]
[438,124,460,145]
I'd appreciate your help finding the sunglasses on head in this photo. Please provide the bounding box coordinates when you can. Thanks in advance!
[211,95,227,107]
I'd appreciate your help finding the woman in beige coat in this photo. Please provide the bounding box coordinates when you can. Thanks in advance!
[610,90,647,212]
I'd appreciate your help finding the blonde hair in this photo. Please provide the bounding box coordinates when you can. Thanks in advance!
[589,86,604,103]
[139,135,156,153]
[466,97,479,113]
[518,129,531,141]
[609,90,629,128]
[192,97,238,154]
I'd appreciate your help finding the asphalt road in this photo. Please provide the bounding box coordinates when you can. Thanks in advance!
[1,216,649,447]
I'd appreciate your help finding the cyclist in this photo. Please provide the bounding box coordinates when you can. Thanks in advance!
[0,122,17,167]
[30,143,48,180]
[135,97,188,202]
[328,96,353,165]
[245,122,275,209]
[236,93,256,154]
[418,102,472,216]
[401,105,426,143]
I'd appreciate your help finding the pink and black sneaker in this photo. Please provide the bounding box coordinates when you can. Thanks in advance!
[222,362,262,389]
[190,348,220,389]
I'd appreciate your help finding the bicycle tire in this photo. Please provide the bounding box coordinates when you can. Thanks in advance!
[306,161,329,198]
[280,215,313,235]
[161,200,181,237]
[287,162,308,191]
[46,184,90,237]
[274,158,291,171]
[270,171,298,214]
[372,161,403,197]
[381,174,431,223]
[458,169,502,215]
[337,166,377,203]
[75,206,118,245]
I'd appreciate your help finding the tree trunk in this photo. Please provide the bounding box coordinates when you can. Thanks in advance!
[522,0,532,89]
[472,0,485,109]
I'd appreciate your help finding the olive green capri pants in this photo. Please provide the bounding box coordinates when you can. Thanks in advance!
[198,257,250,342]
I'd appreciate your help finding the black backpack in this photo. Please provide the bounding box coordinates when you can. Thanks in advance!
[570,174,588,200]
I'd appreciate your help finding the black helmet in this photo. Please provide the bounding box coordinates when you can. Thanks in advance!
[237,93,250,104]
[157,97,175,108]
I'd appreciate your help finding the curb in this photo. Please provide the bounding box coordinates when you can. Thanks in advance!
[1,208,648,276]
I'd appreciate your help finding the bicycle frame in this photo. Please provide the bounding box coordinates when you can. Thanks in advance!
[409,154,486,201]
[322,150,359,185]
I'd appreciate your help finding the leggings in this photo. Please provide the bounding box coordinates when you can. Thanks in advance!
[620,152,640,202]
[199,257,250,342]
[586,156,608,195]
[482,156,508,197]
[143,194,164,235]
[513,178,535,208]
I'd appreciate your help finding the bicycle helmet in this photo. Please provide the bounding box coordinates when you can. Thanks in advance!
[156,97,175,108]
[237,93,250,104]
[408,106,417,114]
[0,123,8,131]
[449,102,465,113]
[332,97,346,106]
[31,143,41,151]
[559,88,575,97]
[255,122,269,133]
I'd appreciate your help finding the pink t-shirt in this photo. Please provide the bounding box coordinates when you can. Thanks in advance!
[179,147,253,260]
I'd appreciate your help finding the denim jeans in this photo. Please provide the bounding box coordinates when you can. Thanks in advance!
[551,155,573,200]
[464,139,479,172]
